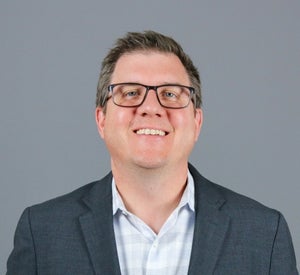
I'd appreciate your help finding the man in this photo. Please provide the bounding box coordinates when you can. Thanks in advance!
[7,31,298,274]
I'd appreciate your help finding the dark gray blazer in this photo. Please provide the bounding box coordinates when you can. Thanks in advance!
[7,164,298,274]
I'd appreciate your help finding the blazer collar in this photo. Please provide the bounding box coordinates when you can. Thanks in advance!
[79,172,122,275]
[188,163,230,274]
[78,165,230,274]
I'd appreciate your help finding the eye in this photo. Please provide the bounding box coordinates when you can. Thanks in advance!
[119,86,143,98]
[164,91,177,98]
[124,90,139,97]
[160,88,180,100]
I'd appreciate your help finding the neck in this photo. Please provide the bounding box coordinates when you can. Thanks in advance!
[111,160,189,233]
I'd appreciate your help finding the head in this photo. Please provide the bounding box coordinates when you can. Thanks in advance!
[95,31,203,171]
[96,31,202,112]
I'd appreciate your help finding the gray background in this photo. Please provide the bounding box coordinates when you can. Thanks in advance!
[1,0,299,272]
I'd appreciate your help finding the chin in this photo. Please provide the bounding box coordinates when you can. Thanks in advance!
[133,157,167,170]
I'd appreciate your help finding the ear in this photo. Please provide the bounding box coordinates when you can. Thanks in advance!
[95,107,106,139]
[194,108,203,142]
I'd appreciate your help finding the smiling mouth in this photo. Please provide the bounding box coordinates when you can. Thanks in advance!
[135,128,167,136]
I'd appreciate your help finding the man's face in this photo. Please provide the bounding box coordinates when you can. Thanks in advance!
[96,51,202,170]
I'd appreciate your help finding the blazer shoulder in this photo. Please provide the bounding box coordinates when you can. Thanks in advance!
[28,171,113,218]
[189,163,298,275]
[189,163,279,220]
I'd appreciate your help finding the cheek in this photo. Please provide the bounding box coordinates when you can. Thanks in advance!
[103,108,133,137]
[172,111,201,144]
[171,110,196,129]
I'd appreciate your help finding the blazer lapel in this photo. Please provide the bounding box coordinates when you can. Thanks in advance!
[188,165,230,274]
[79,173,121,275]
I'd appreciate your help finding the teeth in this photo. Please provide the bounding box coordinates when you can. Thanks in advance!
[136,129,166,136]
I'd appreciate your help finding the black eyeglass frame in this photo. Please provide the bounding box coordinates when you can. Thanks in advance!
[105,82,196,109]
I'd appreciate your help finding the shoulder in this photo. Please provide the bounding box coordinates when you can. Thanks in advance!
[189,164,298,273]
[27,172,113,221]
[189,163,280,223]
[189,163,287,250]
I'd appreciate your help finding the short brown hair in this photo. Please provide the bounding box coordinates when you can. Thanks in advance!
[96,31,202,109]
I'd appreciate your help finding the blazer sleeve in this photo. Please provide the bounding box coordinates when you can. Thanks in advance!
[6,208,37,275]
[270,212,298,275]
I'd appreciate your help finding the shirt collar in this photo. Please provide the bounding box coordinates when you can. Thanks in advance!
[112,169,195,215]
[112,178,126,215]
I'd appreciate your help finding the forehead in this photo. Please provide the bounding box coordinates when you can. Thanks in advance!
[111,51,190,85]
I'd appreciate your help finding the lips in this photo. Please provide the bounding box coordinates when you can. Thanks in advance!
[135,128,167,136]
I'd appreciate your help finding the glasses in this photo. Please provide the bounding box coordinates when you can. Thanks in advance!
[106,83,195,109]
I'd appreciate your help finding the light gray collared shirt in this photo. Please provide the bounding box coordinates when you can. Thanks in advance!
[112,171,195,275]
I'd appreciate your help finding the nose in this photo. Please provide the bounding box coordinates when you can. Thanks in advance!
[137,89,165,116]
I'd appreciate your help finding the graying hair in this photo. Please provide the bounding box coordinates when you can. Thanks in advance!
[96,31,202,110]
